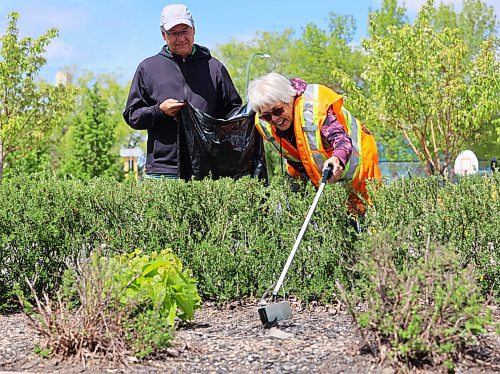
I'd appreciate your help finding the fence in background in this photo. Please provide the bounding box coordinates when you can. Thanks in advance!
[379,160,494,179]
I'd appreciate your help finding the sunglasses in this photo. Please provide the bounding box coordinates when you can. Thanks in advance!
[166,28,191,38]
[259,105,285,122]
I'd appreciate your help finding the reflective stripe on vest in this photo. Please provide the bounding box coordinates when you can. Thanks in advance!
[340,107,360,180]
[299,85,360,181]
[301,85,328,170]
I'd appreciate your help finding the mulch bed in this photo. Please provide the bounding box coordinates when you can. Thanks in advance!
[0,300,498,373]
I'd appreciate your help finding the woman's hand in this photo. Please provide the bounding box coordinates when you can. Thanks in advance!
[323,156,344,183]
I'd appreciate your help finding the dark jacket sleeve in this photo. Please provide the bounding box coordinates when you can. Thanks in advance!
[217,64,242,119]
[123,66,166,130]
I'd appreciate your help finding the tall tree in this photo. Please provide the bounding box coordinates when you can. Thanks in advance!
[59,82,122,180]
[76,71,138,149]
[0,12,74,181]
[216,13,365,100]
[335,0,498,175]
[288,13,365,90]
[432,0,499,159]
[215,29,295,100]
[363,0,411,160]
[286,13,364,89]
[359,0,498,176]
[432,0,497,59]
[368,0,408,38]
[100,74,141,149]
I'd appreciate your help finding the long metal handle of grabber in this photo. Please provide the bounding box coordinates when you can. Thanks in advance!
[272,164,333,299]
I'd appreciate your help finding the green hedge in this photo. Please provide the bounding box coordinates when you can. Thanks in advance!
[363,174,499,296]
[0,173,498,311]
[0,174,353,310]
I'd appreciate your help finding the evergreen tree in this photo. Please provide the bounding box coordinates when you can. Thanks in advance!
[61,82,121,180]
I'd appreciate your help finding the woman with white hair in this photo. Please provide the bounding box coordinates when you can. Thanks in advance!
[248,73,381,214]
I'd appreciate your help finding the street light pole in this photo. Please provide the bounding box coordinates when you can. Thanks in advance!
[245,52,271,102]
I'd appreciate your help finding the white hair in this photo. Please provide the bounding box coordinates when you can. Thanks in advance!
[248,73,296,113]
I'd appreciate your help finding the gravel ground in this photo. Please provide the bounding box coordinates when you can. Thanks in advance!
[0,300,498,373]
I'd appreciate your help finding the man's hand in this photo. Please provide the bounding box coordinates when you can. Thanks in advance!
[159,99,186,117]
[323,156,344,183]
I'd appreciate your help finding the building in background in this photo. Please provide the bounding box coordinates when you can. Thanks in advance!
[120,147,145,179]
[55,71,73,86]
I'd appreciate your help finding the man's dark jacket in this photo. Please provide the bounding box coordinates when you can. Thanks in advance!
[123,44,242,177]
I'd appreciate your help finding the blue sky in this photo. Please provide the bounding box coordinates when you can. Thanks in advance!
[1,0,498,84]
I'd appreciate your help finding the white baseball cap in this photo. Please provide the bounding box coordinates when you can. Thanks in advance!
[160,4,194,30]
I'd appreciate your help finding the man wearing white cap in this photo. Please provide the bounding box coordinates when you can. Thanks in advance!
[124,4,242,179]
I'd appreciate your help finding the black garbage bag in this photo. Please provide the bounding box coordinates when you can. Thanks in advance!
[178,102,268,182]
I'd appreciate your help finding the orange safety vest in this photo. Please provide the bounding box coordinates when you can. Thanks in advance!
[255,84,381,210]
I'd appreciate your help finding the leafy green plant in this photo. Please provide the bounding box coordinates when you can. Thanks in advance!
[338,232,492,371]
[109,249,201,357]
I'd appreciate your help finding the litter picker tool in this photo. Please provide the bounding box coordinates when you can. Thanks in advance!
[258,163,333,326]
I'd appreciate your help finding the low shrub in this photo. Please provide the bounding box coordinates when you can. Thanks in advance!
[17,248,201,362]
[337,231,492,371]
